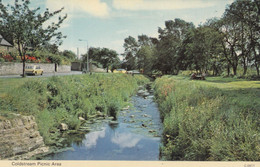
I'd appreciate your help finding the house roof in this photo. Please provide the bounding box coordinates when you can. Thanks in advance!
[0,34,13,47]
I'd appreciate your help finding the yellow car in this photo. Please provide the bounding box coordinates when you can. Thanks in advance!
[25,65,43,75]
[113,69,127,74]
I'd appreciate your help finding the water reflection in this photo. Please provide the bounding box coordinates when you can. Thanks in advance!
[83,128,106,149]
[111,132,142,148]
[43,89,162,160]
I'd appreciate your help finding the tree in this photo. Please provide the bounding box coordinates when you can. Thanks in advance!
[0,0,67,77]
[88,47,120,72]
[226,0,260,76]
[123,36,139,70]
[62,50,77,61]
[48,53,61,72]
[183,24,224,74]
[136,35,156,73]
[136,45,155,74]
[156,19,194,74]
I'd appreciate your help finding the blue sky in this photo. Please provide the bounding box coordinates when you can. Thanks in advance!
[5,0,235,57]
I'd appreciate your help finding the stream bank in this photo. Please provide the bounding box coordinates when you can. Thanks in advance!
[39,83,163,160]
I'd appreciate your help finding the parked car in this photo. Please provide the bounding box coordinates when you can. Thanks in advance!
[127,70,140,74]
[25,65,43,75]
[113,69,127,74]
[132,70,140,74]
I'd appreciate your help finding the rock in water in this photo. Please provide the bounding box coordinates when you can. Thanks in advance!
[137,90,146,95]
[59,123,68,131]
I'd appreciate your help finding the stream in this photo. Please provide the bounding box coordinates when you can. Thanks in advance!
[42,85,163,160]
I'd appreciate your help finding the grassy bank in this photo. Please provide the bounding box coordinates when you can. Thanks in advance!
[0,74,149,146]
[154,76,260,161]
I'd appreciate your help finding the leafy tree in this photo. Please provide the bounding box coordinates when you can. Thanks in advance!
[62,50,77,61]
[0,0,67,77]
[41,43,59,54]
[136,35,156,73]
[136,45,155,74]
[226,0,260,76]
[123,36,139,70]
[48,54,61,71]
[156,19,194,74]
[217,16,240,76]
[183,24,224,74]
[88,47,120,72]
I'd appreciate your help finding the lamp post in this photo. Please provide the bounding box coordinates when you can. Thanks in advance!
[79,39,89,73]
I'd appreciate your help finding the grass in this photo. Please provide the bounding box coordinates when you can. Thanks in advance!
[0,73,150,146]
[169,75,260,89]
[154,75,260,161]
[0,77,42,120]
[0,78,26,98]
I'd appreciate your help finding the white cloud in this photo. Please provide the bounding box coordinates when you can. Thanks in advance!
[113,0,215,11]
[46,0,110,18]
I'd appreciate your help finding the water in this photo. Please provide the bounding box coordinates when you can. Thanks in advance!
[43,87,163,160]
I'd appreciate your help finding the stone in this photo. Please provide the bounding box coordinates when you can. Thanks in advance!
[149,130,156,133]
[96,111,104,116]
[78,117,85,121]
[143,92,150,96]
[122,105,130,110]
[143,114,148,117]
[137,90,146,95]
[130,115,135,118]
[0,115,48,160]
[59,123,68,131]
[107,116,114,120]
[147,95,154,99]
[142,124,147,127]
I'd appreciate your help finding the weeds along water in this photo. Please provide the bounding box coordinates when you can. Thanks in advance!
[0,74,150,148]
[154,76,260,161]
[2,74,259,161]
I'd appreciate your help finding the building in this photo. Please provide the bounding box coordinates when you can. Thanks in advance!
[0,34,13,52]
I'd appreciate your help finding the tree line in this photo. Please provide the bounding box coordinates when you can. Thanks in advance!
[122,0,260,77]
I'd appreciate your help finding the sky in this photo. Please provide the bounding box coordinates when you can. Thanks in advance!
[4,0,235,57]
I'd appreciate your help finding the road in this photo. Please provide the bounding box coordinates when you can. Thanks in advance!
[0,71,83,78]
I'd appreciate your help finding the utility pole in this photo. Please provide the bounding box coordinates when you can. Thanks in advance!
[79,39,89,73]
[77,47,79,60]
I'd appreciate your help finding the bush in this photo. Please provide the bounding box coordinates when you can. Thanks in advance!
[0,57,5,62]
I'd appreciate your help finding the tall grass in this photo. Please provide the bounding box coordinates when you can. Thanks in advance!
[0,74,149,145]
[154,76,260,161]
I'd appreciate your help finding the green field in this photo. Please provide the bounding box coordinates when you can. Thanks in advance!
[175,75,260,89]
[154,76,260,161]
